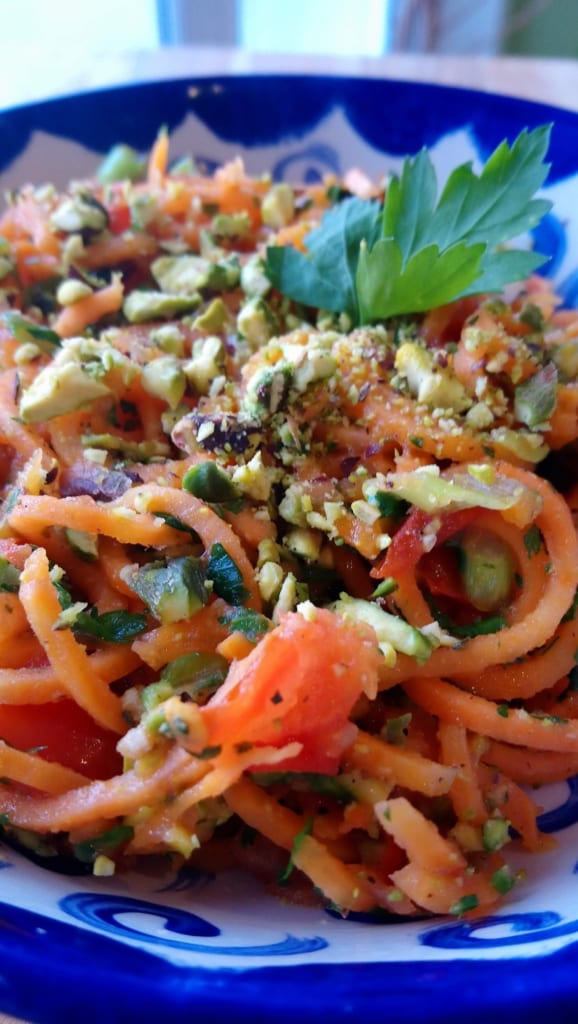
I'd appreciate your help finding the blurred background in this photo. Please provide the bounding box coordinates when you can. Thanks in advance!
[3,0,576,59]
[0,0,576,109]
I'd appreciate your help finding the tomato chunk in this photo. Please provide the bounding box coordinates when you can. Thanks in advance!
[107,200,131,235]
[200,609,381,774]
[0,700,122,780]
[373,507,478,580]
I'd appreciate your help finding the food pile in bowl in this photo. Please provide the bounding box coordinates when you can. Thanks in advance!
[0,121,576,922]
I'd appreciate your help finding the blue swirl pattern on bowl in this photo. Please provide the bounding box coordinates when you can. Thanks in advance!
[1,75,578,1024]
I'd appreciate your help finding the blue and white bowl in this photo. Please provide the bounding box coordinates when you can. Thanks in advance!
[2,74,578,1024]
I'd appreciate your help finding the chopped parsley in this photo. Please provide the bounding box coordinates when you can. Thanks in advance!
[218,606,271,642]
[279,817,313,884]
[206,543,250,605]
[523,524,543,557]
[449,893,479,916]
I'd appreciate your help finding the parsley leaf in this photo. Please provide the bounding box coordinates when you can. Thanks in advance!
[266,125,552,325]
[357,237,486,321]
[265,196,381,321]
[357,125,551,322]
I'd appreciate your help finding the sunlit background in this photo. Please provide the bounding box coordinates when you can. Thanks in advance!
[0,0,575,109]
[3,0,576,56]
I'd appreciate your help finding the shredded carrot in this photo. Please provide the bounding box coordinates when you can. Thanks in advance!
[19,548,125,733]
[53,277,124,338]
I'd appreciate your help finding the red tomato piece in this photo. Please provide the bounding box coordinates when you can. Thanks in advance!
[107,201,131,235]
[200,609,381,775]
[419,544,467,602]
[373,506,479,580]
[0,700,122,780]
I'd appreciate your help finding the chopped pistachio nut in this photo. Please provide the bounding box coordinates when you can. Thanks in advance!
[93,854,116,877]
[130,193,158,230]
[237,297,276,349]
[211,210,251,238]
[56,279,93,305]
[296,599,318,623]
[284,526,323,562]
[552,339,578,379]
[141,355,187,409]
[50,193,109,235]
[257,561,284,602]
[261,183,295,229]
[272,571,298,621]
[83,447,108,465]
[14,342,42,364]
[152,254,216,295]
[232,451,276,501]
[192,297,228,334]
[183,335,226,395]
[351,499,382,525]
[123,290,201,323]
[240,254,271,297]
[278,485,309,528]
[395,341,472,413]
[257,538,281,567]
[19,361,111,423]
[465,401,495,430]
[149,323,186,356]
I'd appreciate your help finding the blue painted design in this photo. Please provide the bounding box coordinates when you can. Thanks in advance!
[60,892,327,956]
[61,891,219,940]
[420,911,578,950]
[272,143,341,182]
[537,776,578,833]
[5,897,578,1023]
[557,268,578,307]
[531,212,567,279]
[2,76,578,184]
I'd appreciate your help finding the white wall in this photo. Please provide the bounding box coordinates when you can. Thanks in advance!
[238,0,392,56]
[0,0,158,48]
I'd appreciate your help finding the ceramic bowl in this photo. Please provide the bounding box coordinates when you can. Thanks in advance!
[1,74,578,1024]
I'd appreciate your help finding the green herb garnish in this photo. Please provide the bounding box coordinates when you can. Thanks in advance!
[207,543,249,605]
[266,126,551,325]
[523,524,543,557]
[0,557,21,593]
[1,311,61,350]
[72,824,134,864]
[73,608,147,644]
[218,606,271,642]
[450,893,480,916]
[279,817,313,884]
[491,865,518,895]
[369,491,409,520]
[55,578,147,643]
